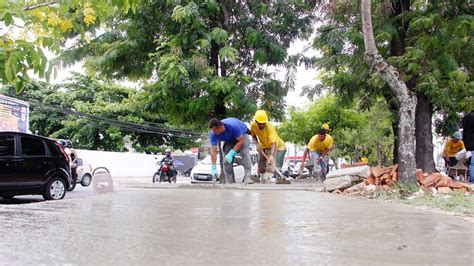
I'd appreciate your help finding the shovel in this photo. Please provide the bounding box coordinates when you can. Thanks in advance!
[260,151,286,180]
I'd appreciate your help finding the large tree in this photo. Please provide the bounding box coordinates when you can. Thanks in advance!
[303,0,473,174]
[361,0,417,182]
[59,0,318,128]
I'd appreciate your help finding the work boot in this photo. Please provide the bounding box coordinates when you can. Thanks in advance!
[243,175,254,185]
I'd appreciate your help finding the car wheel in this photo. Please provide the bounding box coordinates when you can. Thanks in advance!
[43,177,66,200]
[67,177,77,191]
[81,174,92,187]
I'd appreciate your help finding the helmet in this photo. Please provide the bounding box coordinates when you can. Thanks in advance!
[361,157,368,164]
[57,139,67,148]
[165,149,172,156]
[322,123,330,131]
[254,110,268,123]
[453,131,462,140]
[65,140,73,148]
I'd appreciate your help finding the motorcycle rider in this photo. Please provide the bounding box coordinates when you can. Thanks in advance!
[159,149,176,182]
[65,140,79,180]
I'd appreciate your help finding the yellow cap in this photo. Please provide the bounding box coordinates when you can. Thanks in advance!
[254,110,269,123]
[361,157,368,164]
[322,123,330,131]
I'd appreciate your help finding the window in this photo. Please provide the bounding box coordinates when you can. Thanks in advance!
[21,137,46,156]
[0,135,15,157]
[46,142,61,157]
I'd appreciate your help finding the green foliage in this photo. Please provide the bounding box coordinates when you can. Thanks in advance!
[211,28,229,45]
[59,0,318,128]
[0,0,143,89]
[0,74,198,152]
[279,96,394,165]
[307,0,473,136]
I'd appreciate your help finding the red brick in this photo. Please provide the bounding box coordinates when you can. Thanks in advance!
[416,169,425,183]
[450,181,470,189]
[366,175,376,185]
[371,167,385,178]
[435,175,451,188]
[420,173,442,188]
[390,164,398,176]
[342,162,367,169]
[392,172,398,182]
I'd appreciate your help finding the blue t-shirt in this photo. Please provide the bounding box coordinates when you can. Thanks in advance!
[210,118,248,146]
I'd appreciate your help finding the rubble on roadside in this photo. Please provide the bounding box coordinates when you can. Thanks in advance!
[322,163,472,196]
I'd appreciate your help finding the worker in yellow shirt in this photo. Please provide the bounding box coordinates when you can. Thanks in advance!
[251,110,287,183]
[300,128,334,181]
[443,131,465,167]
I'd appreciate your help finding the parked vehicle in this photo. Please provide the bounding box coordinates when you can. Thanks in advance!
[152,156,177,183]
[294,161,310,177]
[190,154,258,183]
[75,158,93,187]
[0,132,73,200]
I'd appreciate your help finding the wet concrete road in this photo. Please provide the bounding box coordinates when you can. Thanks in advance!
[0,186,473,265]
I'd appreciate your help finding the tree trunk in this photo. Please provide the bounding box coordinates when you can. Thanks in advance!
[361,0,417,183]
[387,0,409,166]
[210,41,227,118]
[415,92,437,173]
[385,0,411,165]
[354,147,360,162]
[377,145,383,167]
[392,121,399,164]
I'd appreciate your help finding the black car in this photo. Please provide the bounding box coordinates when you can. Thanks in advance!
[0,132,72,200]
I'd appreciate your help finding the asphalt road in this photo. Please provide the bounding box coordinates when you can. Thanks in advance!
[0,179,472,265]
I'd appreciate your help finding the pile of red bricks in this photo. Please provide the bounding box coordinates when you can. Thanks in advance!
[333,163,472,195]
[416,169,471,194]
[366,165,399,189]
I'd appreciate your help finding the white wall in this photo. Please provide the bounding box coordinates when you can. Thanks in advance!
[76,149,163,177]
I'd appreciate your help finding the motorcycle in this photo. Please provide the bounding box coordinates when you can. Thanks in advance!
[152,157,177,183]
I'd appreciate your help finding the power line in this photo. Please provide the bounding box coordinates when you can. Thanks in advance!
[34,93,197,134]
[3,93,205,139]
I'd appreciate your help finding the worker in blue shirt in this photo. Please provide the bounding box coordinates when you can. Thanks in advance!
[208,117,253,184]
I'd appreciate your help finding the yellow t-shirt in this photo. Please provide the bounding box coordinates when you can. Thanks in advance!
[443,138,465,157]
[250,121,286,150]
[307,134,334,153]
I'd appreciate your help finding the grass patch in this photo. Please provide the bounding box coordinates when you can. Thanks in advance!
[367,182,474,215]
[403,191,474,215]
